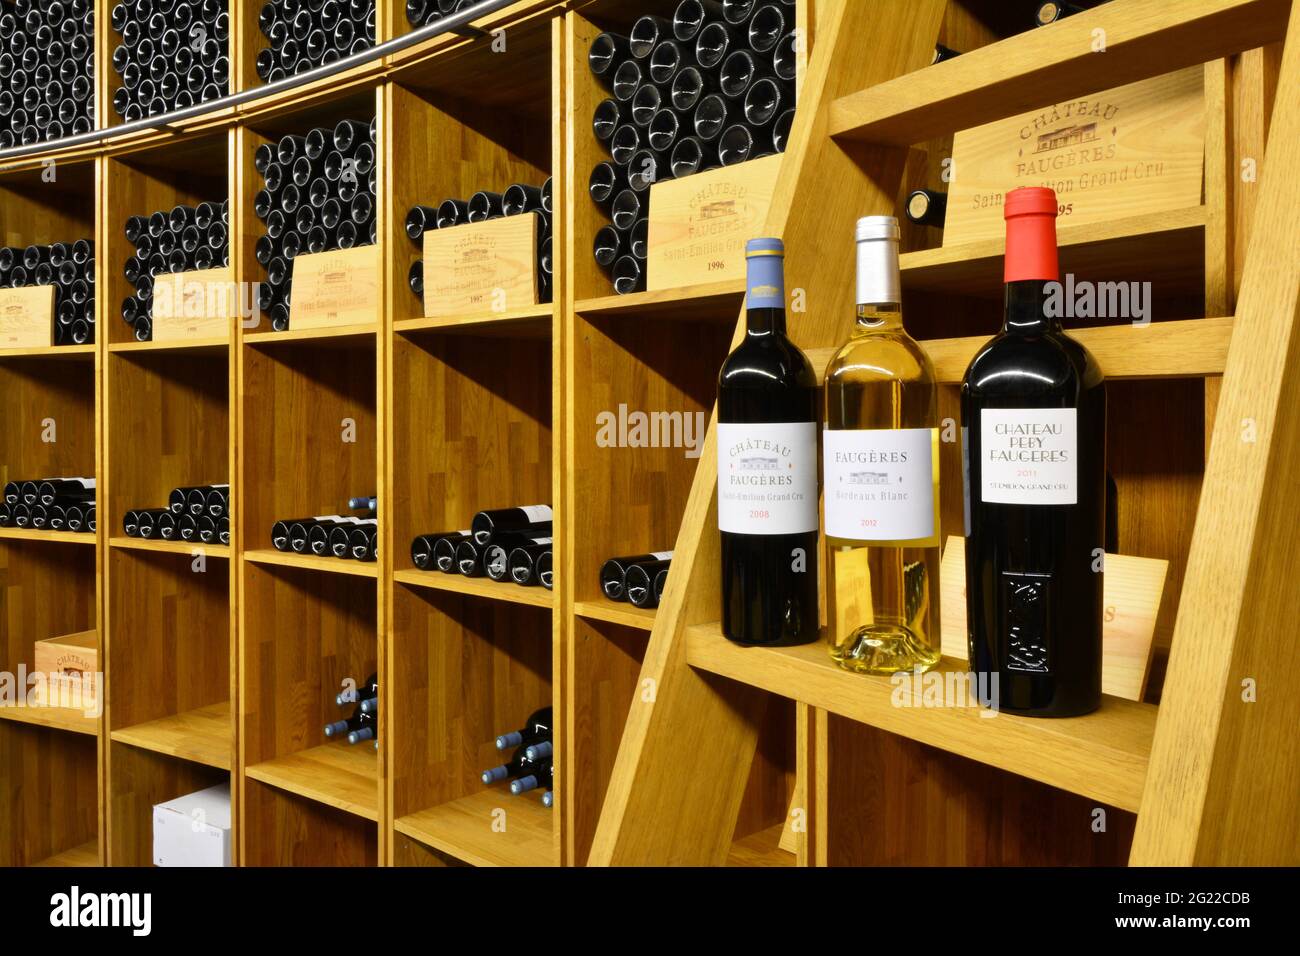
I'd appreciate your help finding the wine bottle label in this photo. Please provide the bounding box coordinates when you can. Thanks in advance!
[520,505,553,522]
[716,422,818,535]
[823,427,935,542]
[651,551,673,560]
[980,408,1078,505]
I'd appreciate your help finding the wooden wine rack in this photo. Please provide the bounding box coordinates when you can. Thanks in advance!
[0,0,1295,868]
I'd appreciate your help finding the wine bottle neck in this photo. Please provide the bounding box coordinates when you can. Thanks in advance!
[746,306,786,337]
[745,242,786,337]
[1002,280,1061,335]
[855,302,903,330]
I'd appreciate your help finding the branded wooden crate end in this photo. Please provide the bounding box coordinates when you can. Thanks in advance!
[0,285,56,349]
[152,267,237,341]
[647,153,784,291]
[289,246,380,331]
[422,214,540,319]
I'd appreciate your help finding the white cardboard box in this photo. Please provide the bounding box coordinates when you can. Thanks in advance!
[153,784,232,867]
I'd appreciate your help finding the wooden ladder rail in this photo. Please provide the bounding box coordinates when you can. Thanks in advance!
[1129,0,1300,866]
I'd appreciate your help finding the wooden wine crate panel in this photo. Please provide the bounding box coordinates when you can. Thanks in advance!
[32,629,99,711]
[937,536,1167,702]
[151,267,237,341]
[289,246,380,331]
[421,214,541,319]
[945,67,1206,245]
[0,286,55,349]
[646,155,784,292]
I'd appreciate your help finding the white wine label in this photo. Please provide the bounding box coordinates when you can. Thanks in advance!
[823,427,936,542]
[980,408,1078,505]
[651,551,674,561]
[520,505,553,522]
[717,421,819,535]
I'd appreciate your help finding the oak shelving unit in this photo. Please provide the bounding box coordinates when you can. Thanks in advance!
[0,0,1295,869]
[589,0,1300,868]
[0,152,100,866]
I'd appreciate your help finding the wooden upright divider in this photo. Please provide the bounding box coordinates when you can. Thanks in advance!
[100,129,237,866]
[0,156,101,866]
[384,5,562,867]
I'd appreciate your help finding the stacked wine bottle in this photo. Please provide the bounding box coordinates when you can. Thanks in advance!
[325,673,378,749]
[588,0,798,294]
[270,495,378,562]
[600,550,672,609]
[122,483,230,544]
[109,0,230,121]
[0,240,96,345]
[0,477,95,533]
[405,0,476,27]
[411,504,553,588]
[0,0,96,148]
[405,178,555,308]
[255,0,375,83]
[121,201,229,342]
[254,117,377,332]
[482,706,554,807]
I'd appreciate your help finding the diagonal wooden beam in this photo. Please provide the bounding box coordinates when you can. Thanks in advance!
[1130,1,1300,865]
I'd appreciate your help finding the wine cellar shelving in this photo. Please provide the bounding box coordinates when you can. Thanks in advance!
[0,0,1295,868]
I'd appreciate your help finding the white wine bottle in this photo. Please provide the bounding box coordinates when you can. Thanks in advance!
[823,216,942,675]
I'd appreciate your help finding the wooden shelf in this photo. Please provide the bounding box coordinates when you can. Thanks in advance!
[727,824,796,868]
[110,536,231,558]
[108,337,230,354]
[394,790,556,867]
[575,280,745,321]
[395,303,553,338]
[246,743,379,821]
[684,623,1156,813]
[0,528,95,545]
[574,599,656,632]
[31,840,99,867]
[804,317,1232,386]
[109,702,232,771]
[0,345,95,361]
[244,548,379,579]
[829,0,1290,143]
[244,323,379,347]
[394,569,554,609]
[0,703,98,736]
[900,207,1207,296]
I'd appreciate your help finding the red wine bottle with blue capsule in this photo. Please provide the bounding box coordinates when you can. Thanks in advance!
[717,238,820,646]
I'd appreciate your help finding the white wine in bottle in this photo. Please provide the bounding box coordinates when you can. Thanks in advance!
[823,216,942,675]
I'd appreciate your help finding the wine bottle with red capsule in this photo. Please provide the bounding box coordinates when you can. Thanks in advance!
[961,186,1106,717]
